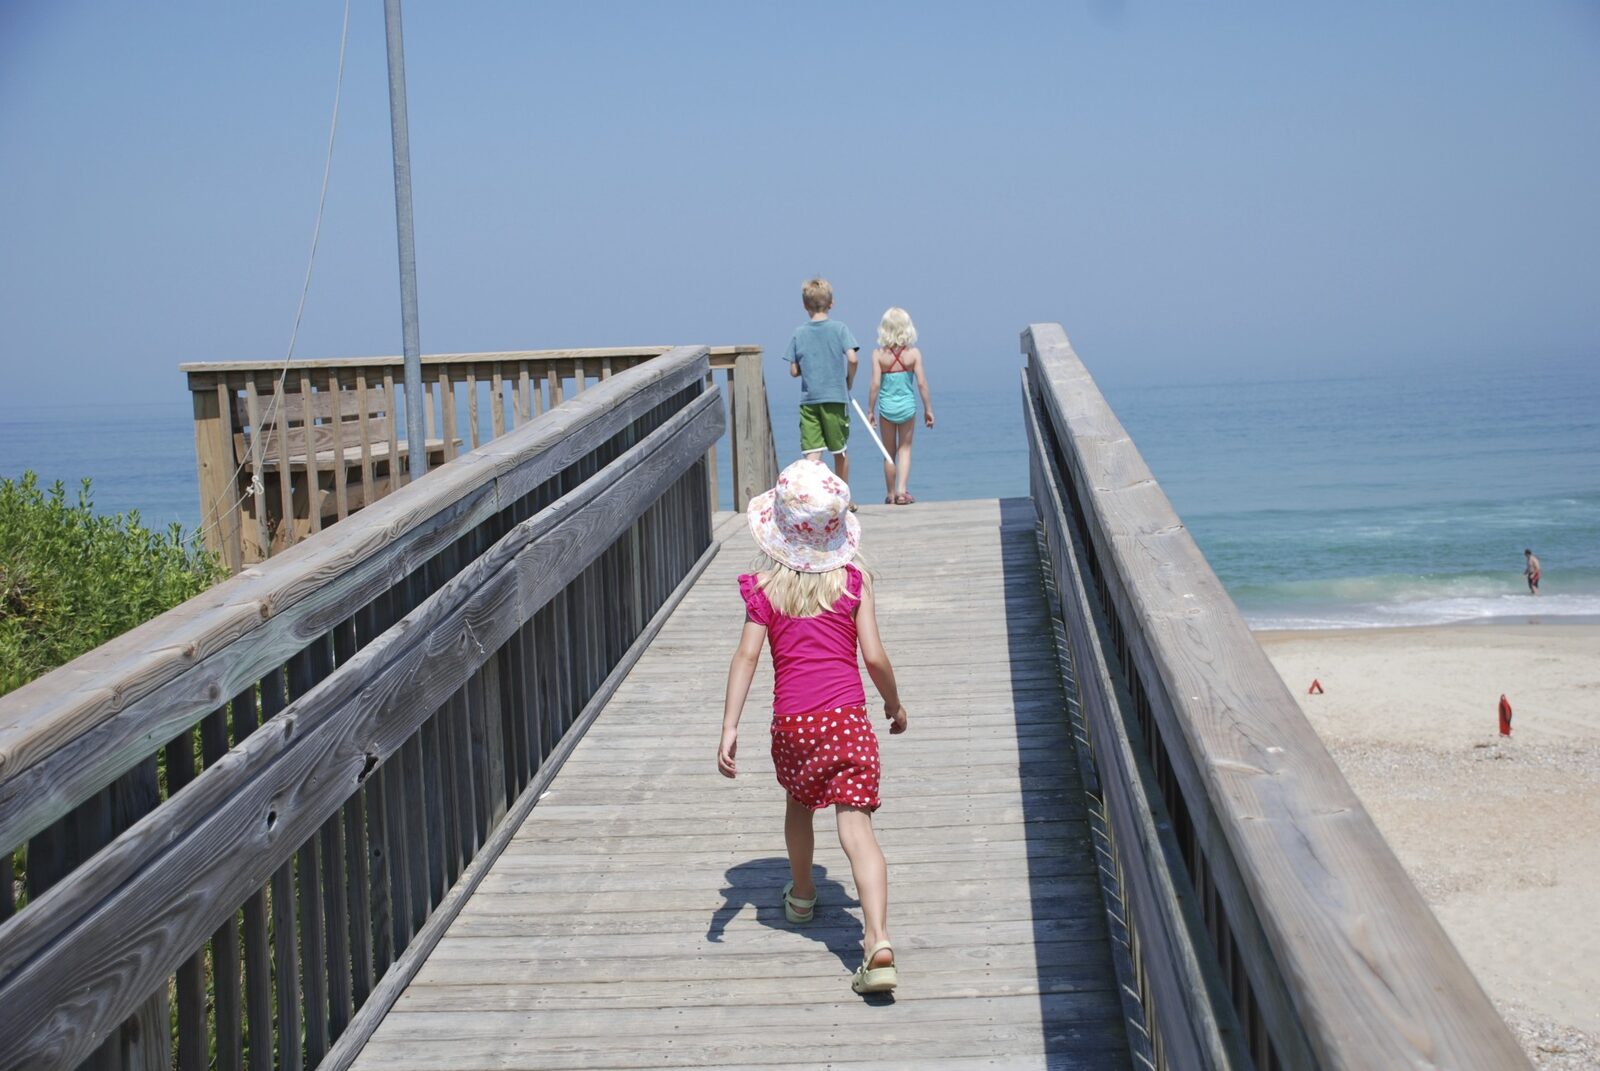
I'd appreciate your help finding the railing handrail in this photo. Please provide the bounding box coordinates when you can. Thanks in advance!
[0,347,713,850]
[183,342,774,571]
[0,344,725,1070]
[1022,367,1248,1070]
[1022,323,1527,1069]
[179,344,760,376]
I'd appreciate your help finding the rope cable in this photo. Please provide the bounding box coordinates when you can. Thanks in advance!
[193,0,352,551]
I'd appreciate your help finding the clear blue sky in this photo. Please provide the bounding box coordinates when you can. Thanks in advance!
[2,1,1596,405]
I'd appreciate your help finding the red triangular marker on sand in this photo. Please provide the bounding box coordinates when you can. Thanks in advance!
[1499,694,1513,737]
[1308,679,1324,695]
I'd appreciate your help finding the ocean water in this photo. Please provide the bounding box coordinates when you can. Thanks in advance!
[0,400,199,529]
[1102,362,1600,628]
[3,356,1596,630]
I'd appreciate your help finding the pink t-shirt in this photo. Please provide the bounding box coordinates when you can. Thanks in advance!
[739,566,867,716]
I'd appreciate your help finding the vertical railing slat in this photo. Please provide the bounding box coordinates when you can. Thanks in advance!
[440,369,458,461]
[203,703,244,1071]
[365,759,396,980]
[385,371,403,489]
[329,370,349,522]
[400,734,432,934]
[300,372,321,535]
[418,716,449,906]
[323,804,354,1041]
[167,727,209,1071]
[272,377,296,549]
[257,664,303,1071]
[344,785,374,1011]
[231,685,274,1071]
[491,366,505,439]
[355,372,375,513]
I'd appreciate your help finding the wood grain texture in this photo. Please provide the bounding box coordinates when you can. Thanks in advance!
[193,384,243,572]
[188,348,763,572]
[182,346,762,378]
[348,500,1131,1071]
[0,371,725,1070]
[1024,369,1247,1070]
[1022,323,1528,1069]
[319,535,724,1071]
[0,349,715,851]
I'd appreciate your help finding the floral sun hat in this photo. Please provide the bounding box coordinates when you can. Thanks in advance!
[746,458,862,572]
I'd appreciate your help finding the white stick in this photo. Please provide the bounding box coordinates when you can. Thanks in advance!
[852,398,895,466]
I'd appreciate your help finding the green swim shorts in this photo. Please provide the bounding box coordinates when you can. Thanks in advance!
[799,402,850,454]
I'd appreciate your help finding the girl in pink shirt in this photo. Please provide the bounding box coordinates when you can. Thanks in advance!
[718,458,908,995]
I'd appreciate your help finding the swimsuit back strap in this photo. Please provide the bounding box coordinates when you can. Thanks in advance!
[884,347,910,374]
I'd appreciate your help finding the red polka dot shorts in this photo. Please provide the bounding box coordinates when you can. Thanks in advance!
[770,705,881,811]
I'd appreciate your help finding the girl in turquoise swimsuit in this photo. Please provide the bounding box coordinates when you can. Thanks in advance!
[867,308,936,505]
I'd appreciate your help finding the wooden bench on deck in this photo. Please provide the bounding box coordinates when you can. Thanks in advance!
[231,382,455,559]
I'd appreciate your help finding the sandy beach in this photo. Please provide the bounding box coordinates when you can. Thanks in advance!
[1257,623,1600,1068]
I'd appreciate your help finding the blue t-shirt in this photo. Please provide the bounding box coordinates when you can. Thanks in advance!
[784,319,859,405]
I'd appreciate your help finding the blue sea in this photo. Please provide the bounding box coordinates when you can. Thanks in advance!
[3,355,1596,630]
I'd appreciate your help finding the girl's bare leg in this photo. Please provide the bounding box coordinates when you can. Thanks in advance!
[878,420,899,500]
[893,418,916,499]
[785,794,817,900]
[836,805,892,965]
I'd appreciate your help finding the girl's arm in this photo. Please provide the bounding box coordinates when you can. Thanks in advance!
[718,621,767,777]
[913,349,935,428]
[866,349,883,425]
[855,576,908,734]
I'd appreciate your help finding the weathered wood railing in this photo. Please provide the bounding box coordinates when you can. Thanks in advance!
[1021,323,1528,1070]
[0,346,725,1071]
[186,345,777,571]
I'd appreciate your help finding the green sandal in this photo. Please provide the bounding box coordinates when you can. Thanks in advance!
[851,940,898,994]
[782,881,816,925]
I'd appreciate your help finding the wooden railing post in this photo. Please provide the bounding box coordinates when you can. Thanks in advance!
[730,349,777,511]
[192,381,243,572]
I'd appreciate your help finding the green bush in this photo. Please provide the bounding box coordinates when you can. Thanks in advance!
[0,473,225,697]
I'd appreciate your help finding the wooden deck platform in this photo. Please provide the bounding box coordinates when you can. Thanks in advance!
[351,498,1135,1070]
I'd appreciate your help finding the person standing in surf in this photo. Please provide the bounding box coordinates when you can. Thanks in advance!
[1525,549,1541,595]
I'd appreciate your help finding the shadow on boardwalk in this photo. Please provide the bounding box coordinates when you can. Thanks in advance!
[1000,497,1140,1069]
[707,859,861,973]
[350,500,1135,1070]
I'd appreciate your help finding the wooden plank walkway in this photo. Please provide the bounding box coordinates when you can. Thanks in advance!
[352,498,1134,1070]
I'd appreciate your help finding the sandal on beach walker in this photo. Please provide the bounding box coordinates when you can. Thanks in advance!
[782,881,816,925]
[851,941,898,994]
[894,493,915,505]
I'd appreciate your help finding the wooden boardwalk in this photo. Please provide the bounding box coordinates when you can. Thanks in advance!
[351,498,1134,1071]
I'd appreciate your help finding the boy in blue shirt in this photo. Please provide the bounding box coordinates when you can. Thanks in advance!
[785,277,859,493]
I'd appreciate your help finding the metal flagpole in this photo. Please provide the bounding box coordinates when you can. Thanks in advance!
[383,0,428,481]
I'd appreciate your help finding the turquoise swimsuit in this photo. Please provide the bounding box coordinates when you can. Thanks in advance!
[876,349,917,424]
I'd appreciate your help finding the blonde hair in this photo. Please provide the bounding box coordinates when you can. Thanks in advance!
[802,278,833,313]
[751,552,870,618]
[877,307,917,349]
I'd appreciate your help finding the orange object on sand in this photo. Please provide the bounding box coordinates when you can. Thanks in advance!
[1499,694,1513,737]
[1308,679,1324,695]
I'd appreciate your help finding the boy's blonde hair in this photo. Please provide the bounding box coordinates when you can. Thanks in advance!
[802,278,833,314]
[877,307,917,349]
[751,551,869,619]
